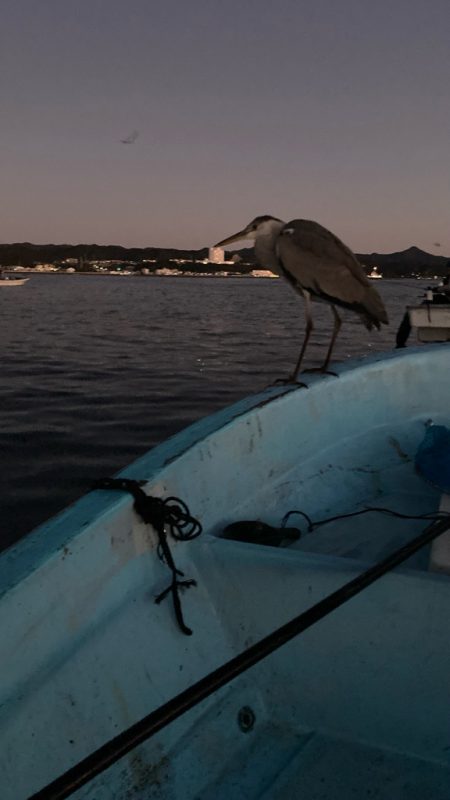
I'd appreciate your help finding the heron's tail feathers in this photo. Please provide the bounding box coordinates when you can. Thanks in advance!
[361,315,381,331]
[361,286,389,329]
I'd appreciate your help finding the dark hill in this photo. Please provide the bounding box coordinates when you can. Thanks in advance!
[0,242,211,267]
[355,246,449,277]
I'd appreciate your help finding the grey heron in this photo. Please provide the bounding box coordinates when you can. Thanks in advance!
[215,215,388,381]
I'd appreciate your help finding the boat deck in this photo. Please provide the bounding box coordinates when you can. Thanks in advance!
[202,726,450,800]
[125,657,450,800]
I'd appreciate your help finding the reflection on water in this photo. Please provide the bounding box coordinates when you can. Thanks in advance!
[0,275,428,548]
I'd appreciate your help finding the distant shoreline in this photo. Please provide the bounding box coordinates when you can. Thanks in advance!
[2,269,434,281]
[2,269,279,279]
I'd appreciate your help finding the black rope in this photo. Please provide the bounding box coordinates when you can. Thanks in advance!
[29,513,450,800]
[93,478,202,636]
[281,506,450,533]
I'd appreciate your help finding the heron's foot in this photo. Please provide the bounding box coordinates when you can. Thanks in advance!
[271,375,308,388]
[302,366,338,377]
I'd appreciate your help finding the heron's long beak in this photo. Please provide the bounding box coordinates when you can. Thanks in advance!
[214,227,251,247]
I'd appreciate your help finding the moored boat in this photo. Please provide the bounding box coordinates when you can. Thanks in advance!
[408,302,450,342]
[0,276,30,286]
[1,347,450,799]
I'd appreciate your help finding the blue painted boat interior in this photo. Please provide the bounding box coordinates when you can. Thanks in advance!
[1,346,449,798]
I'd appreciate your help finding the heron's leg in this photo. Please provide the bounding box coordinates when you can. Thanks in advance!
[321,304,341,370]
[303,305,341,374]
[290,291,313,381]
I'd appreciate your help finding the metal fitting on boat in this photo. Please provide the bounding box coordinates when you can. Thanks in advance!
[237,706,256,733]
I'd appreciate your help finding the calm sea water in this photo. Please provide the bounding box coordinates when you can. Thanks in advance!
[0,274,429,550]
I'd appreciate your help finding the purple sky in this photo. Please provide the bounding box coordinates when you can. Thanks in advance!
[1,0,449,253]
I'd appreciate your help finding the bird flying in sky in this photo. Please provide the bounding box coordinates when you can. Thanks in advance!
[120,130,139,144]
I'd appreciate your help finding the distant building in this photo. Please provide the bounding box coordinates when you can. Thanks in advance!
[208,246,225,264]
[155,267,182,276]
[34,263,58,272]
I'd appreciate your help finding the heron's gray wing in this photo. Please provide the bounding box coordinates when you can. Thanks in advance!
[277,219,388,324]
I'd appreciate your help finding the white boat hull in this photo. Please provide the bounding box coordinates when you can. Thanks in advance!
[0,277,30,286]
[408,304,450,341]
[1,347,450,799]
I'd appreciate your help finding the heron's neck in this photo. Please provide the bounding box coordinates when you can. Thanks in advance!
[254,221,284,273]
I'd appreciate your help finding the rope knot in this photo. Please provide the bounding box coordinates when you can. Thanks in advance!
[94,478,202,635]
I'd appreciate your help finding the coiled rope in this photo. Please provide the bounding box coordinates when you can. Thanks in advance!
[94,478,202,635]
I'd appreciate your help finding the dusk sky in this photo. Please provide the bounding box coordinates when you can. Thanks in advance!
[2,0,449,253]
